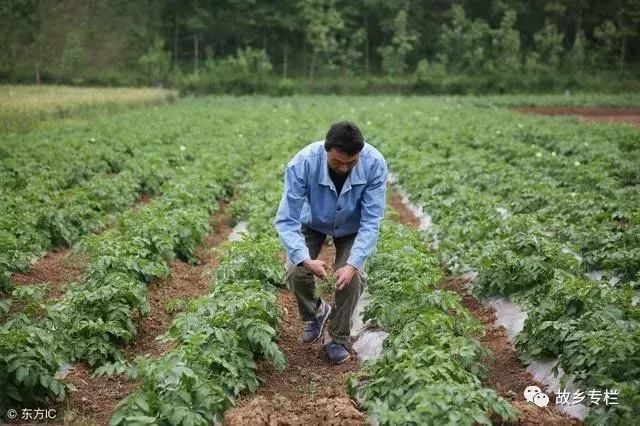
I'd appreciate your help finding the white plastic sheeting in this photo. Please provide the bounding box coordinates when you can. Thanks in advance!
[388,174,434,233]
[353,329,389,362]
[495,207,510,220]
[228,221,249,241]
[480,290,589,419]
[351,290,370,337]
[350,178,435,364]
[55,361,74,380]
[351,290,389,363]
[524,359,589,419]
[585,270,605,281]
[585,269,622,287]
[485,296,527,341]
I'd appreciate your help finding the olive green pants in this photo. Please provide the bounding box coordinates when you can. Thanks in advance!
[285,226,364,346]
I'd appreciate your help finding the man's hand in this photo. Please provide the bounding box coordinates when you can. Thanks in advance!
[334,264,358,290]
[302,259,328,279]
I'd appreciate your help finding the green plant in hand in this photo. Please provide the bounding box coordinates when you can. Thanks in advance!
[315,275,337,298]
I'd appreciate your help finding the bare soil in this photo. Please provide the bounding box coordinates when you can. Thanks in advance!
[62,202,233,426]
[389,188,580,425]
[224,242,364,426]
[10,249,87,301]
[512,106,640,127]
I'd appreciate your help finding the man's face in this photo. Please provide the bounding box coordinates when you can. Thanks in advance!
[327,148,359,176]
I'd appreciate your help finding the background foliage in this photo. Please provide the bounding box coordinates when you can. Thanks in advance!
[1,0,639,93]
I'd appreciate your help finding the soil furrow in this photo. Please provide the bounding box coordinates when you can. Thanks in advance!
[224,243,364,426]
[62,201,233,425]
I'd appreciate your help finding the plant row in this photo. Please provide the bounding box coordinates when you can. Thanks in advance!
[375,104,638,282]
[0,142,248,414]
[350,220,517,425]
[0,96,285,414]
[1,102,232,292]
[0,95,315,418]
[101,152,291,425]
[371,100,639,424]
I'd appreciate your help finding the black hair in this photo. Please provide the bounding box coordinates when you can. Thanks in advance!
[324,121,364,155]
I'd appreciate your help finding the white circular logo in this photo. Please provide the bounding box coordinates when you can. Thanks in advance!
[533,392,550,408]
[524,385,542,402]
[524,385,550,407]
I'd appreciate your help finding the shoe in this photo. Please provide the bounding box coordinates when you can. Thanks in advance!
[302,300,331,344]
[325,340,350,364]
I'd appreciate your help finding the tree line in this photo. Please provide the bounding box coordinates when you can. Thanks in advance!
[1,0,639,92]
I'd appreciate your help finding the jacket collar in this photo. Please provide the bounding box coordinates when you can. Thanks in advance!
[318,145,367,192]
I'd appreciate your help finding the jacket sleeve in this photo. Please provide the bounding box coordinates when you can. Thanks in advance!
[274,160,310,265]
[347,158,388,270]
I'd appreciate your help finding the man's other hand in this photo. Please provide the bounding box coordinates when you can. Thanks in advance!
[302,259,328,279]
[334,264,357,290]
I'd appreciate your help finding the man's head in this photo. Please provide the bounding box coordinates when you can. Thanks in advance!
[324,121,364,176]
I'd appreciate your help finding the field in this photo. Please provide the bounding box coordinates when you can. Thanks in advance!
[1,91,639,425]
[0,85,176,133]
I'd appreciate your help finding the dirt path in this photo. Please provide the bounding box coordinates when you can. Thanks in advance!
[512,106,640,128]
[62,201,233,426]
[388,190,580,425]
[224,243,364,426]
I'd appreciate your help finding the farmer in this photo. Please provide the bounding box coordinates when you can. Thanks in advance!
[274,121,387,364]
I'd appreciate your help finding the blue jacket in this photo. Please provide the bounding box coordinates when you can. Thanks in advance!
[274,141,387,270]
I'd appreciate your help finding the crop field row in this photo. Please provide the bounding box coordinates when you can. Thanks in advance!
[0,98,296,418]
[0,95,637,425]
[369,99,639,424]
[101,142,292,425]
[97,132,519,425]
[0,98,282,291]
[351,219,518,424]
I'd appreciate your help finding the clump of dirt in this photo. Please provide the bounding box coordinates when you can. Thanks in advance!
[512,106,640,128]
[225,395,362,426]
[137,192,152,204]
[225,242,363,426]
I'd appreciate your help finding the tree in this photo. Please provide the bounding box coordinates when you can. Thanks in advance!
[138,37,171,85]
[0,0,47,83]
[593,1,640,72]
[378,10,418,77]
[567,29,586,71]
[57,32,85,83]
[491,9,521,74]
[533,20,564,70]
[185,2,209,75]
[336,29,366,77]
[438,5,492,74]
[299,0,345,78]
